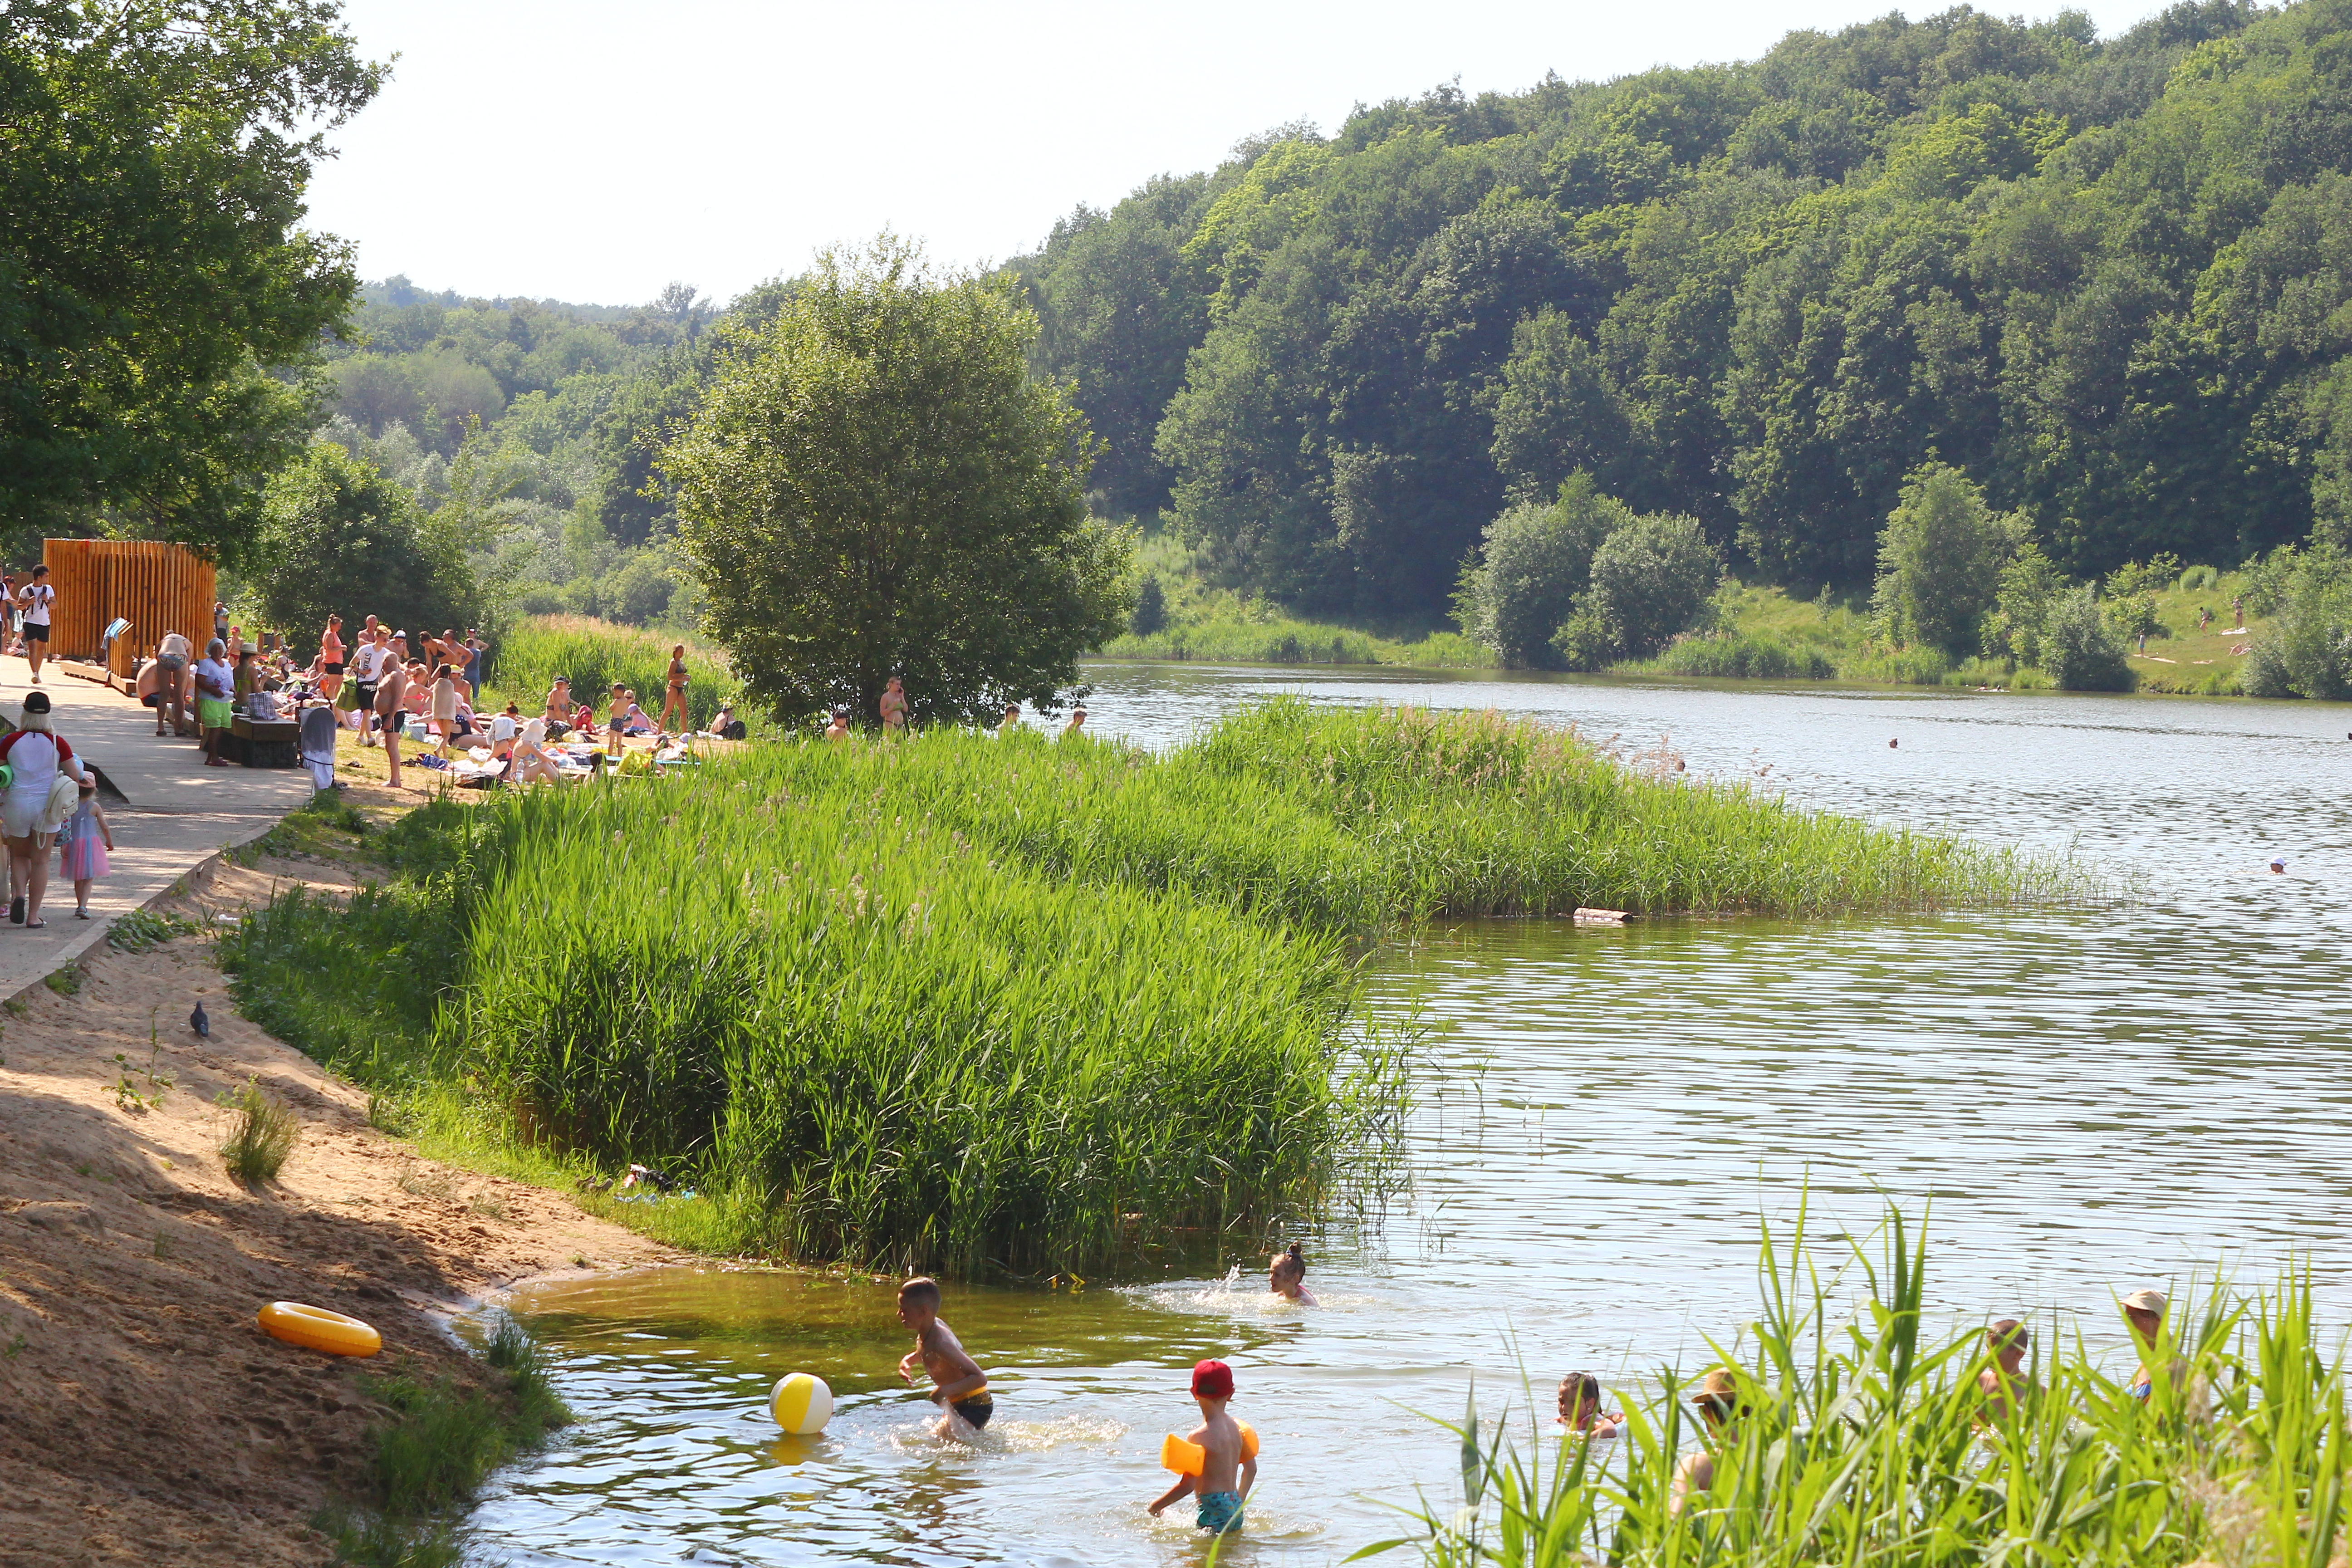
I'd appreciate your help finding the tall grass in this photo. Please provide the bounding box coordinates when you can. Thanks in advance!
[1182,701,2081,916]
[226,704,2081,1277]
[218,1079,298,1183]
[1624,633,1838,681]
[485,615,742,730]
[1098,619,1494,669]
[1388,1203,2349,1568]
[435,760,1406,1276]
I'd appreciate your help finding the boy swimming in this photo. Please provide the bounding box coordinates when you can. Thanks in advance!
[895,1276,994,1437]
[1148,1359,1257,1534]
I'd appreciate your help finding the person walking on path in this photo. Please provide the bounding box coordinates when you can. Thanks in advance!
[194,638,235,767]
[661,644,691,733]
[16,564,55,685]
[59,777,111,918]
[0,690,88,927]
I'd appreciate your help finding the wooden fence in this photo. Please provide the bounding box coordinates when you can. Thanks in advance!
[39,540,216,676]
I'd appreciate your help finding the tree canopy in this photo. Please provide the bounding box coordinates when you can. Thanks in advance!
[1011,0,2352,621]
[0,0,383,559]
[662,239,1132,728]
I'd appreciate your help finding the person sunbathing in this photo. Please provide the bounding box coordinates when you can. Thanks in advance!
[510,719,564,784]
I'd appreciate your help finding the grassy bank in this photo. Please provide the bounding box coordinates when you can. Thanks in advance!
[481,615,745,730]
[1391,1204,2347,1568]
[1627,576,2269,696]
[223,705,2078,1279]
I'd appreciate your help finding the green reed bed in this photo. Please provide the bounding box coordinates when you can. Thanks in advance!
[1389,1203,2348,1568]
[485,615,743,730]
[1181,700,2082,916]
[225,702,2078,1278]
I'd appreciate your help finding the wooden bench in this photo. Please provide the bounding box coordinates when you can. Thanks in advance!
[227,715,299,768]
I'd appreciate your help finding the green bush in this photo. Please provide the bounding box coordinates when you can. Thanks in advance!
[2179,563,2219,591]
[2041,587,2136,691]
[1575,510,1723,659]
[1454,476,1625,667]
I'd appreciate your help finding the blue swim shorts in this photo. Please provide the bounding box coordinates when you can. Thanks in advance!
[1196,1490,1244,1534]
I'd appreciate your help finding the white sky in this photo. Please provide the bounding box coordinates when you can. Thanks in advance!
[304,0,2171,309]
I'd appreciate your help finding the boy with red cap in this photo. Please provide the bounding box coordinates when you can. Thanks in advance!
[1148,1358,1256,1534]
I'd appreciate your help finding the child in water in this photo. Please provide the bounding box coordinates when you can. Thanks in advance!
[1269,1242,1318,1305]
[896,1276,994,1438]
[1556,1371,1623,1438]
[1148,1358,1256,1534]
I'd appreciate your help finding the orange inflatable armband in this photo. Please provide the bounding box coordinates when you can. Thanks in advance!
[1161,1423,1258,1475]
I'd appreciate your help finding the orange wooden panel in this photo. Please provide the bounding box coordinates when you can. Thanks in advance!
[40,539,215,668]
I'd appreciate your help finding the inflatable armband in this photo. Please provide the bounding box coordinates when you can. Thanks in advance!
[1161,1422,1258,1475]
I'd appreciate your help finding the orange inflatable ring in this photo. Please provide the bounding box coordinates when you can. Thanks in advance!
[258,1301,381,1357]
[1161,1422,1258,1475]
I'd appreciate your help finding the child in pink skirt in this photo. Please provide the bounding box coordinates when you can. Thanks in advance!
[61,778,112,918]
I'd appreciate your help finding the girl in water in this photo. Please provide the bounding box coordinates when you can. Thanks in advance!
[1269,1243,1318,1306]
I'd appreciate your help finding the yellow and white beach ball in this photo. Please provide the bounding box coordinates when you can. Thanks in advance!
[770,1372,834,1435]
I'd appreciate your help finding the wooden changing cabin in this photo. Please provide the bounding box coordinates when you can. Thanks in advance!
[39,539,216,676]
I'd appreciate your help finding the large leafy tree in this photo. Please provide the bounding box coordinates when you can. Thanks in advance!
[249,440,487,642]
[0,1,382,559]
[664,238,1133,729]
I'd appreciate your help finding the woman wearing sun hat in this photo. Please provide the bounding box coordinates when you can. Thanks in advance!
[1671,1367,1745,1514]
[2121,1288,2181,1400]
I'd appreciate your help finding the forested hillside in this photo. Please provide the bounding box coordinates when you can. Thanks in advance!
[1014,0,2352,623]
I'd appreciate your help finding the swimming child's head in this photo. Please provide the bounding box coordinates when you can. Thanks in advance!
[1986,1318,2029,1363]
[1191,1358,1234,1405]
[1558,1371,1601,1426]
[1269,1241,1306,1294]
[897,1275,942,1328]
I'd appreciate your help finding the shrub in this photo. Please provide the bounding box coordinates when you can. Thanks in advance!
[1454,475,1626,667]
[2242,545,2301,616]
[1568,510,1722,661]
[218,1079,298,1184]
[2180,563,2219,591]
[2245,554,2352,699]
[1129,574,1166,636]
[1871,463,2023,656]
[2104,552,2183,599]
[2040,587,2136,691]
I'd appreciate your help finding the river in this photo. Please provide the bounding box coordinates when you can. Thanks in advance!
[464,665,2352,1567]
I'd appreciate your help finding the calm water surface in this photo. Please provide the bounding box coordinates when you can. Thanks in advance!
[469,667,2352,1567]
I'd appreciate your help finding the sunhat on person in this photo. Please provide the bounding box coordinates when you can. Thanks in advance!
[2122,1289,2167,1314]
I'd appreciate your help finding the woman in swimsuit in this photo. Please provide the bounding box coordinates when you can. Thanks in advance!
[879,675,908,734]
[661,645,691,733]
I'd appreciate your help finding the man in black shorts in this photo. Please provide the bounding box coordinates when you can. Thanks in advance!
[351,627,384,746]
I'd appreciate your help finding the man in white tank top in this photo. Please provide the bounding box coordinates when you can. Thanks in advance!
[18,564,54,685]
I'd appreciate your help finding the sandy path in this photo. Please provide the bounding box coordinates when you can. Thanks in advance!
[0,827,675,1567]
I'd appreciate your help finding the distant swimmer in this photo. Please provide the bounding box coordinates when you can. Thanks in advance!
[1269,1242,1318,1306]
[1978,1319,2030,1424]
[1557,1371,1624,1439]
[1889,737,1898,749]
[2271,857,2287,874]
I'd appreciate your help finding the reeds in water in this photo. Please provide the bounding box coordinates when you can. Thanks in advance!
[1384,1201,2347,1568]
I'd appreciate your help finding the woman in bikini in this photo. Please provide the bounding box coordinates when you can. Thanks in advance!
[879,675,909,734]
[660,645,691,733]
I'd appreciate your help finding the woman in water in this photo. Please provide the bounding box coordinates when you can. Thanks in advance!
[661,644,691,733]
[2122,1289,2182,1400]
[1269,1243,1318,1306]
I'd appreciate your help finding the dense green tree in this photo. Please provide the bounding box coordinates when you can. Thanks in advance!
[1870,463,2023,655]
[249,440,485,641]
[1454,474,1631,666]
[1,0,384,559]
[1572,509,1724,660]
[663,240,1132,728]
[2040,585,2136,690]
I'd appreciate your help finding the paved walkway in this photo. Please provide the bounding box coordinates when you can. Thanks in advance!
[0,658,310,996]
